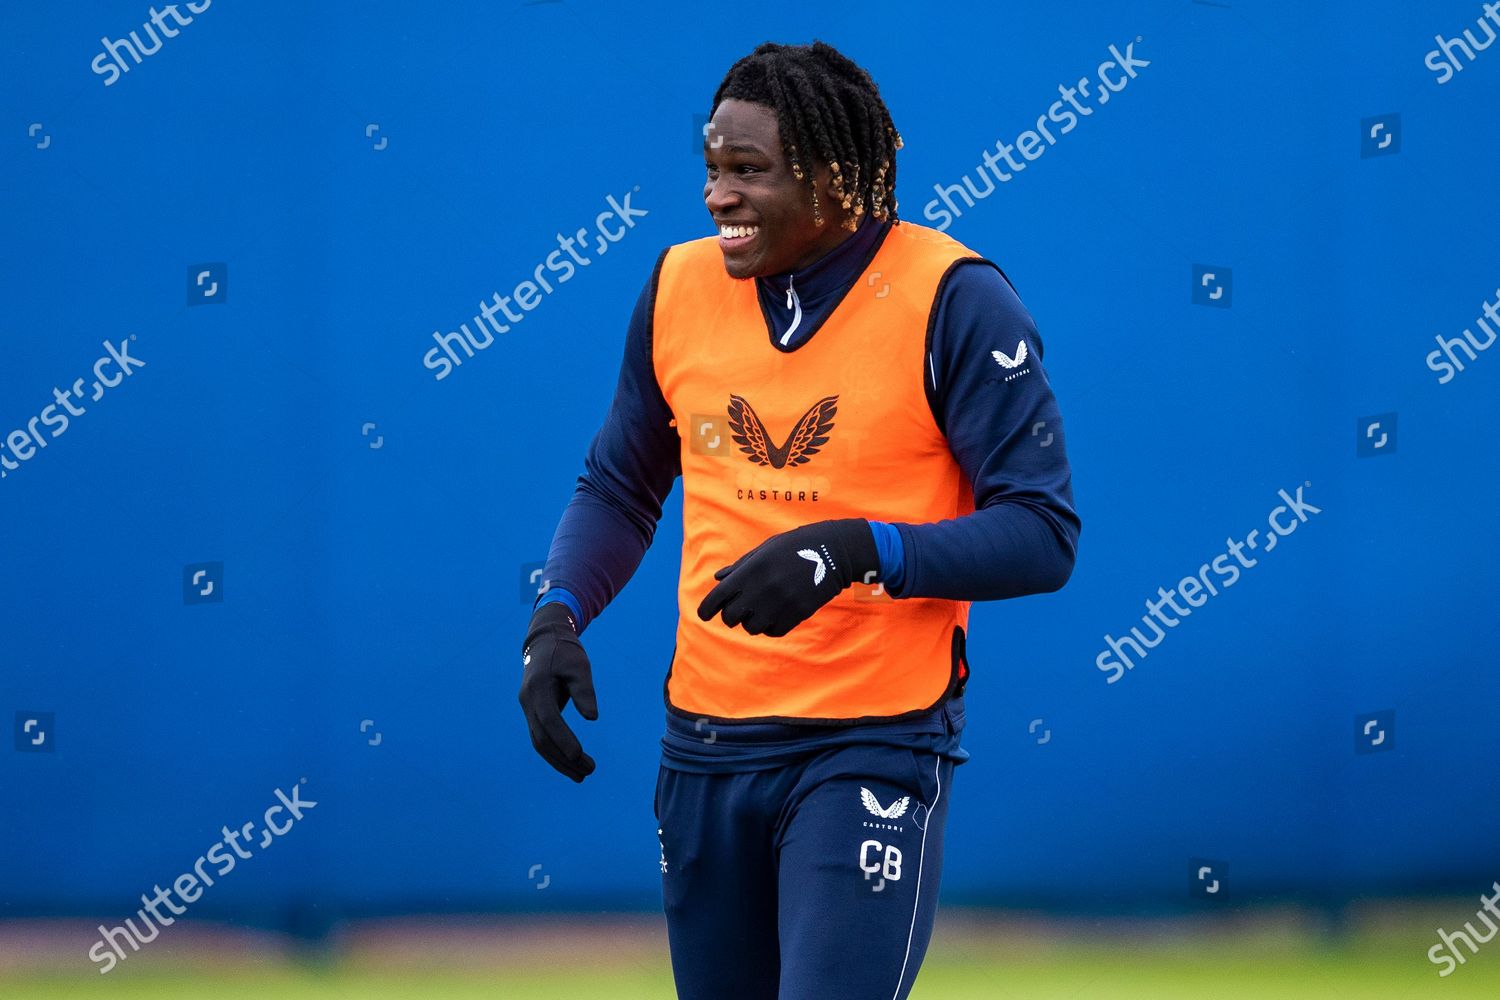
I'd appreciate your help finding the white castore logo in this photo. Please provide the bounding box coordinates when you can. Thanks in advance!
[861,787,910,819]
[991,341,1028,369]
[797,549,827,586]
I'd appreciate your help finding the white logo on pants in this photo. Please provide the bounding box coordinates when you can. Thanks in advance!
[860,839,903,891]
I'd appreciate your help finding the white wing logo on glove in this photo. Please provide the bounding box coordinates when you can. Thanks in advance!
[522,647,532,666]
[991,341,1028,369]
[861,787,910,819]
[797,549,827,586]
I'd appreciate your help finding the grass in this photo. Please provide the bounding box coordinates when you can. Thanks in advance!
[9,945,1497,999]
[6,909,1496,998]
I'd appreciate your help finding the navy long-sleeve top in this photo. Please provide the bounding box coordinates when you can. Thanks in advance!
[535,215,1080,772]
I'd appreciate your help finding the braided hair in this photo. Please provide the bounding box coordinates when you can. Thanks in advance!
[710,41,903,229]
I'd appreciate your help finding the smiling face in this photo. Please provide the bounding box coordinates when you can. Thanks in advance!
[703,99,853,279]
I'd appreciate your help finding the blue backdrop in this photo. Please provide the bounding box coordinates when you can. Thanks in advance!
[3,0,1497,925]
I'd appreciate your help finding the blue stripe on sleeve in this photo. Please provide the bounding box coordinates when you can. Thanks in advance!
[867,519,905,593]
[535,587,583,626]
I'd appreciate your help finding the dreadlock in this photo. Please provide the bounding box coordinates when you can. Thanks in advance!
[710,40,903,229]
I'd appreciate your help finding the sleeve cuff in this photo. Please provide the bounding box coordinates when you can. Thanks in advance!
[867,520,906,597]
[535,587,584,632]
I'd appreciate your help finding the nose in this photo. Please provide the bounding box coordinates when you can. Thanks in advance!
[704,172,740,215]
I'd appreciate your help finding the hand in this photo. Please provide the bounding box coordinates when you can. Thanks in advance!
[518,601,598,782]
[696,518,881,637]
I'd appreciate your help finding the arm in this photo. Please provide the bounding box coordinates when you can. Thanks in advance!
[533,250,682,633]
[877,260,1081,601]
[520,253,681,782]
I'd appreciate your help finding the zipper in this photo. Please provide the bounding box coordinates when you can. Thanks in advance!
[778,273,803,346]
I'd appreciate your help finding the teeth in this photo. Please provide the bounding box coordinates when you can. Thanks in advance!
[719,225,758,239]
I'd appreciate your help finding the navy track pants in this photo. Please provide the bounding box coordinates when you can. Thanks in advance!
[654,742,955,1000]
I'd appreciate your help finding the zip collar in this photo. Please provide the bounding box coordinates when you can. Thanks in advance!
[754,216,890,351]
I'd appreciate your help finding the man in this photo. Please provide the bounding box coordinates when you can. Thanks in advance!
[519,40,1080,1000]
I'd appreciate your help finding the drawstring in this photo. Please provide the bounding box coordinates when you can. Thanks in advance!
[779,273,803,346]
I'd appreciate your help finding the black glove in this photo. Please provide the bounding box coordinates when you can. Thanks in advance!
[696,518,881,637]
[518,601,598,782]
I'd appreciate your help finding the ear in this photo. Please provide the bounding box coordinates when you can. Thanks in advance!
[808,159,853,231]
